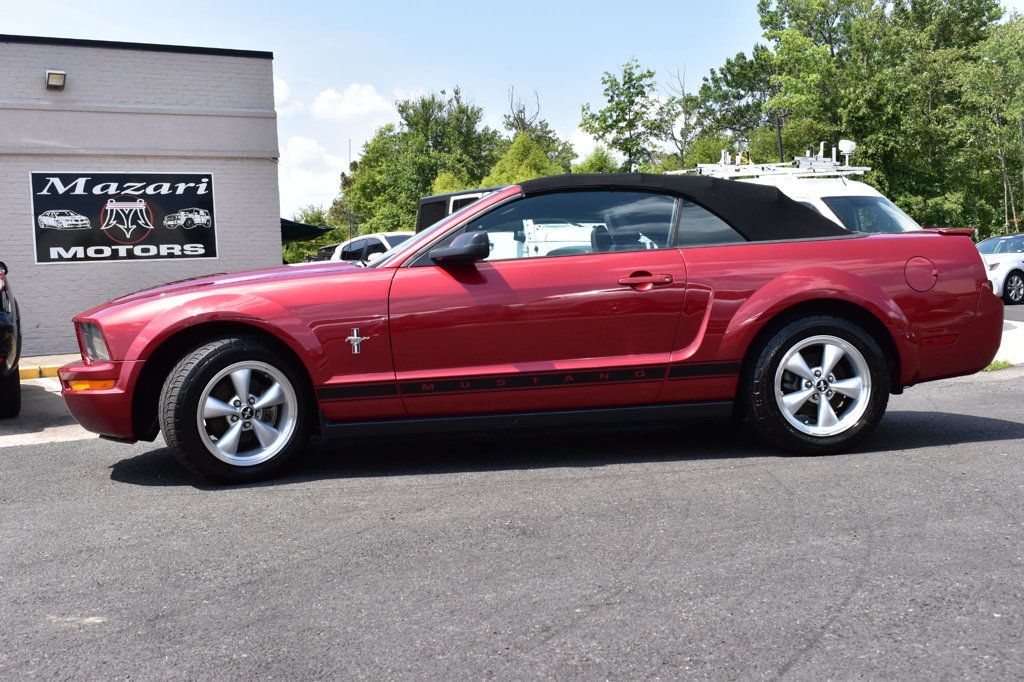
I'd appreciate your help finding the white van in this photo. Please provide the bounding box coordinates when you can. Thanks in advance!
[675,142,924,234]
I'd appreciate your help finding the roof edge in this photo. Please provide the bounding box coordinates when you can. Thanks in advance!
[0,34,273,60]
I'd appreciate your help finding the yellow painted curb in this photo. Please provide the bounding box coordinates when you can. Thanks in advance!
[18,366,63,380]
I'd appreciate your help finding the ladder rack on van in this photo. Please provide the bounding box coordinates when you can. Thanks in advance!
[668,142,871,180]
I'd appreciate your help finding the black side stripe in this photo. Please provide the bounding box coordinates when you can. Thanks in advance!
[400,366,667,396]
[317,362,740,402]
[667,361,742,379]
[318,383,399,401]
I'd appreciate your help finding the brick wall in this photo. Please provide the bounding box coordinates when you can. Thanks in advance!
[0,38,280,355]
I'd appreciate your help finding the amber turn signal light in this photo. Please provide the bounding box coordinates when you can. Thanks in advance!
[68,380,116,391]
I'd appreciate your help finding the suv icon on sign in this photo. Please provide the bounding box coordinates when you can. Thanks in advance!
[164,208,212,229]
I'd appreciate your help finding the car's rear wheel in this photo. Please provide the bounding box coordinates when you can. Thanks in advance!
[0,369,21,418]
[1004,271,1024,305]
[741,315,890,455]
[159,337,310,483]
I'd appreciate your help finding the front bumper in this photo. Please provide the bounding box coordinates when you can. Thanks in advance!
[59,359,139,440]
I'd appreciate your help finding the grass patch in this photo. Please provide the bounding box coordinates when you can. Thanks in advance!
[984,360,1014,372]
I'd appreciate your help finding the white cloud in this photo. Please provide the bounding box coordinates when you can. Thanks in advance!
[273,77,303,117]
[311,83,394,123]
[278,136,348,217]
[392,86,426,102]
[567,127,599,161]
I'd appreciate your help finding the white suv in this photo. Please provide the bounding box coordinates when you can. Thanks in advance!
[164,208,212,229]
[977,234,1024,305]
[329,232,413,265]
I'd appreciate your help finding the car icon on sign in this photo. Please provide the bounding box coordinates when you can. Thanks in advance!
[37,210,91,230]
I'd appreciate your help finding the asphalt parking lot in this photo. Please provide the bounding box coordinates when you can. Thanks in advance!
[1,364,1023,679]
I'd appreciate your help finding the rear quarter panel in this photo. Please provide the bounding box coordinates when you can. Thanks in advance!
[667,232,993,396]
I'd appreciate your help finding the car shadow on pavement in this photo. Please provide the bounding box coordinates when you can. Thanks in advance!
[109,410,1024,488]
[0,381,79,437]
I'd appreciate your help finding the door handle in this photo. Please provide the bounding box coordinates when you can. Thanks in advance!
[618,273,673,290]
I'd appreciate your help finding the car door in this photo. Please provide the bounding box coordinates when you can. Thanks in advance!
[388,189,687,417]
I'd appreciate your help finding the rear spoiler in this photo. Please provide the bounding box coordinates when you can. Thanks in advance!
[923,227,975,237]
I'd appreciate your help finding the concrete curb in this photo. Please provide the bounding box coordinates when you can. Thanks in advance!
[994,320,1024,366]
[18,354,79,380]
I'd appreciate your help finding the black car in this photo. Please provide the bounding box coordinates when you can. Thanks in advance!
[0,261,21,417]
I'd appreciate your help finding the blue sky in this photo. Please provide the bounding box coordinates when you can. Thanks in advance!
[4,0,1023,214]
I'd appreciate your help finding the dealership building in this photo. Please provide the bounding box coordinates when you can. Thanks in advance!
[0,34,282,355]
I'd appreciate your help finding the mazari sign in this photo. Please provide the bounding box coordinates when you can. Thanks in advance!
[31,172,218,263]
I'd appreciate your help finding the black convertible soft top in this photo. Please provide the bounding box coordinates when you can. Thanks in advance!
[519,173,850,242]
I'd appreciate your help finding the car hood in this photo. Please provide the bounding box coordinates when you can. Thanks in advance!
[103,261,364,307]
[981,253,1022,266]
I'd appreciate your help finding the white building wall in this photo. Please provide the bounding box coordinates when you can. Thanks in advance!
[0,36,280,355]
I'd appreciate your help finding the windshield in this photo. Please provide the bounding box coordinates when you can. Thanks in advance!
[370,191,502,267]
[979,235,1024,255]
[385,234,411,248]
[820,196,922,233]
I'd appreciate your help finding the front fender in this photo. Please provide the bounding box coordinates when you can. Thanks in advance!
[127,292,324,377]
[719,267,916,376]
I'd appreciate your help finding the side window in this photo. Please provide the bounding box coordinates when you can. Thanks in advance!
[450,195,483,213]
[426,190,676,263]
[364,238,388,258]
[340,239,366,261]
[676,200,746,247]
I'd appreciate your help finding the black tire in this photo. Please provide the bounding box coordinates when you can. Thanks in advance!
[184,218,194,229]
[159,336,311,483]
[0,369,21,419]
[739,315,890,455]
[1003,271,1024,305]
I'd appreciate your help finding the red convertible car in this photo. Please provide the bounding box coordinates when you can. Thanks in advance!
[60,174,1003,482]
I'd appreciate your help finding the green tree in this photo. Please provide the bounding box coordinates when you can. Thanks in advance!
[657,70,709,166]
[481,132,563,185]
[699,44,786,157]
[580,60,664,171]
[683,134,736,166]
[504,88,576,172]
[571,146,620,174]
[430,170,473,194]
[282,204,349,264]
[959,14,1024,230]
[344,90,504,233]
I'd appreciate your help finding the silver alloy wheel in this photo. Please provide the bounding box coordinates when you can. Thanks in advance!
[773,334,872,438]
[1007,273,1024,303]
[196,360,298,466]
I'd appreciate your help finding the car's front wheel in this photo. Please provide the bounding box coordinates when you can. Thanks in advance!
[741,315,890,455]
[159,337,311,482]
[1003,271,1024,305]
[183,218,195,229]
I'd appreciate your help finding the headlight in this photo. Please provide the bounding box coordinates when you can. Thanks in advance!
[78,322,111,362]
[988,262,999,271]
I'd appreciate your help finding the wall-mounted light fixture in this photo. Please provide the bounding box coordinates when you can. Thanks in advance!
[45,70,66,90]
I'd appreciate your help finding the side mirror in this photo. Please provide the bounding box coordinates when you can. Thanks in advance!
[430,231,490,264]
[365,252,385,265]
